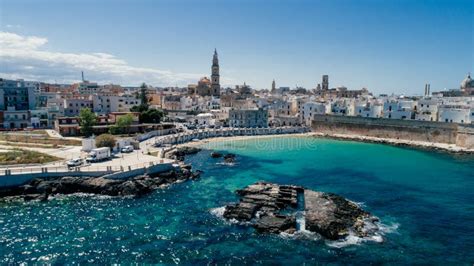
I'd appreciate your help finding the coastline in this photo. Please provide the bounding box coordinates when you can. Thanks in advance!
[176,131,474,154]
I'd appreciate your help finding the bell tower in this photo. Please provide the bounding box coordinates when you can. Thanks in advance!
[211,49,220,97]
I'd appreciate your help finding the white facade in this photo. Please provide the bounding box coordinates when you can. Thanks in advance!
[355,103,383,118]
[64,99,93,117]
[196,113,215,126]
[180,96,194,110]
[92,94,140,114]
[383,100,415,120]
[438,105,471,124]
[331,99,355,116]
[415,98,439,122]
[302,102,331,125]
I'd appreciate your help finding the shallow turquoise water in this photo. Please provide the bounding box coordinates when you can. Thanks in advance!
[1,137,473,264]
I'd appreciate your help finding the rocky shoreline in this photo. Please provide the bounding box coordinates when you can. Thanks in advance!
[219,182,381,241]
[0,164,201,202]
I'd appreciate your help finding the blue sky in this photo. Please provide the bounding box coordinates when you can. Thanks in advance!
[0,0,472,95]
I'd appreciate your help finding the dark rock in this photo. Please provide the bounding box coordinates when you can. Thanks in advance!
[211,152,223,158]
[171,146,202,161]
[217,182,378,240]
[0,165,201,201]
[254,214,296,234]
[304,190,370,240]
[223,153,236,163]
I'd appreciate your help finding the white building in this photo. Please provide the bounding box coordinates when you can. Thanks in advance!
[438,105,471,124]
[180,96,194,110]
[415,98,439,122]
[196,113,215,126]
[383,100,415,120]
[229,109,268,128]
[64,98,93,117]
[355,102,383,118]
[331,99,355,116]
[302,101,331,125]
[92,94,140,114]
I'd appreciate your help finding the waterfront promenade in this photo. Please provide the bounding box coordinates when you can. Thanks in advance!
[0,126,309,187]
[150,126,309,147]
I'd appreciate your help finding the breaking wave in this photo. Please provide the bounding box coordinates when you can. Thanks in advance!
[326,220,400,248]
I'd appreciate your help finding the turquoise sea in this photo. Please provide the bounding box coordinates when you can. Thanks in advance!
[1,137,473,264]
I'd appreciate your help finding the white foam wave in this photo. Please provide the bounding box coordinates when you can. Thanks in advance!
[326,219,400,248]
[209,206,226,218]
[49,193,114,201]
[209,206,251,225]
[216,162,235,166]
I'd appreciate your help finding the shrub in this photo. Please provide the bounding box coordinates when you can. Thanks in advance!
[96,134,116,149]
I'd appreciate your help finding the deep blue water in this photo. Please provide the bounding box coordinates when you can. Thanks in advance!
[1,137,473,264]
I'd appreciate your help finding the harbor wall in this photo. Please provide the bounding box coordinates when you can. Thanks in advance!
[311,115,474,148]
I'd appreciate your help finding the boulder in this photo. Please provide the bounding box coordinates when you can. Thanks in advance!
[253,214,296,234]
[223,153,236,163]
[210,152,223,158]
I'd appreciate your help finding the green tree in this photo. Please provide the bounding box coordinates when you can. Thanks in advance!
[140,109,164,123]
[132,83,149,112]
[79,108,97,137]
[110,114,134,134]
[96,134,116,149]
[140,83,149,108]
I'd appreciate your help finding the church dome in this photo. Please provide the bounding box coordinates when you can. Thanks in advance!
[199,77,211,85]
[460,74,473,89]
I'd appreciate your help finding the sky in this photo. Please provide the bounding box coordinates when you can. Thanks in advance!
[0,0,472,95]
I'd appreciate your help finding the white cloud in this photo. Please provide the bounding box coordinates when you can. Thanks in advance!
[0,31,234,86]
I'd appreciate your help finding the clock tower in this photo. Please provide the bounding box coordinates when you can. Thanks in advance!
[211,49,220,97]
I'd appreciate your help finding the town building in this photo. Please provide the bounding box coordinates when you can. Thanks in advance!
[0,79,36,129]
[64,98,94,117]
[92,94,141,114]
[383,99,416,120]
[229,109,268,128]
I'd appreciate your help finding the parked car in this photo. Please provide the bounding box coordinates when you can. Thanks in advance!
[186,124,196,130]
[66,158,83,167]
[121,145,134,153]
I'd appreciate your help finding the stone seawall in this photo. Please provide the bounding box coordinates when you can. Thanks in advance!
[311,115,474,149]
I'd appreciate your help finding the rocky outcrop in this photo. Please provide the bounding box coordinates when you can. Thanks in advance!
[210,152,223,158]
[304,190,376,240]
[223,153,236,164]
[219,182,380,240]
[0,165,201,202]
[210,152,236,163]
[167,146,202,161]
[223,182,302,234]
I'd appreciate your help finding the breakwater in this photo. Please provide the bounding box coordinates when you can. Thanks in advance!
[312,115,474,149]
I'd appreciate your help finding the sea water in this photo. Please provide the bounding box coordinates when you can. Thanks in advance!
[1,137,473,264]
